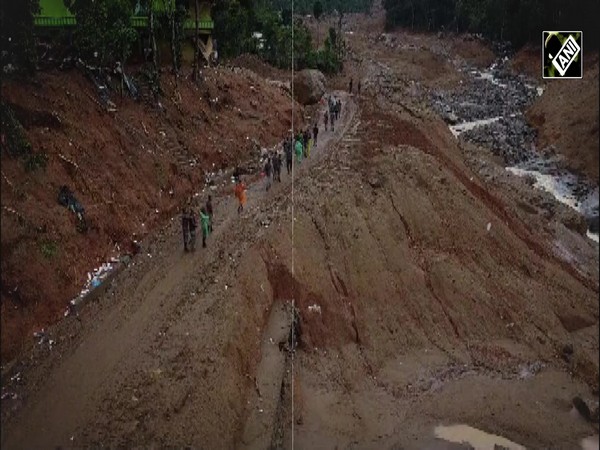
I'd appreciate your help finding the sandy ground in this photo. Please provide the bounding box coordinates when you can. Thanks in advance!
[2,7,599,450]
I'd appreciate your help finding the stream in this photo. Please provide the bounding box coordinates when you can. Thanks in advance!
[430,57,599,243]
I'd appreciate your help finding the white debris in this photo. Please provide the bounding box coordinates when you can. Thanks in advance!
[486,222,492,232]
[1,391,18,400]
[10,372,22,383]
[308,304,322,314]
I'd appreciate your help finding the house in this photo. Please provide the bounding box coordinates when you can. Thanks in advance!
[34,0,215,63]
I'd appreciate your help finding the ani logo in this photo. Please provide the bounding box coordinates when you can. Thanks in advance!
[543,31,583,79]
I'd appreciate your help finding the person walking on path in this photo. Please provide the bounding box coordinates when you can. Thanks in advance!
[313,123,319,147]
[337,99,342,119]
[349,78,353,93]
[358,80,361,95]
[199,207,210,248]
[181,206,191,252]
[264,155,273,191]
[285,138,293,174]
[189,205,198,251]
[272,152,282,182]
[329,97,335,128]
[303,129,311,158]
[324,110,329,131]
[295,134,303,164]
[234,179,247,214]
[206,195,213,233]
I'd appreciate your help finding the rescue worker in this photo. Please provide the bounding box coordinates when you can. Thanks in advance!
[181,206,191,252]
[264,155,273,191]
[188,205,198,251]
[285,137,293,174]
[199,207,210,248]
[234,178,247,214]
[295,134,303,164]
[313,123,319,147]
[272,151,282,182]
[206,195,213,233]
[303,129,310,158]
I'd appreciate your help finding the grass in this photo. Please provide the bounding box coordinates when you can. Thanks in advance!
[40,239,58,259]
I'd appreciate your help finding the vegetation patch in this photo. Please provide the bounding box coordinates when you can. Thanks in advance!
[40,239,58,259]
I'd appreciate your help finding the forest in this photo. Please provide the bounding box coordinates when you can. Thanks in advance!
[0,0,374,77]
[383,0,599,49]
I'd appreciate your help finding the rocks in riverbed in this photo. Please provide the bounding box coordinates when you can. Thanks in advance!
[588,216,600,234]
[460,116,537,165]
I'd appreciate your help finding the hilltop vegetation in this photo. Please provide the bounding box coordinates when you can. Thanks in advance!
[383,0,599,49]
[1,0,353,78]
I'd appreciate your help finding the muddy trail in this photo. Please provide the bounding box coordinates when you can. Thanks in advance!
[2,12,600,450]
[0,92,357,448]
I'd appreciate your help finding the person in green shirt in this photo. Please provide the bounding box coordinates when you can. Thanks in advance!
[295,135,303,164]
[199,207,210,248]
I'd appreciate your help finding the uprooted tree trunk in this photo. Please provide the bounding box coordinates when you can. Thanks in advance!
[170,10,178,74]
[192,0,200,82]
[148,0,160,98]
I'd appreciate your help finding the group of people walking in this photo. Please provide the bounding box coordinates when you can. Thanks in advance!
[324,96,342,132]
[181,195,213,252]
[183,96,344,252]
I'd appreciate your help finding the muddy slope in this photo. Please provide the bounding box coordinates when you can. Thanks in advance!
[1,66,303,361]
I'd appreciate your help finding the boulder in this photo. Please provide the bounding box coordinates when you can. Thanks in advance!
[588,216,599,234]
[293,69,326,105]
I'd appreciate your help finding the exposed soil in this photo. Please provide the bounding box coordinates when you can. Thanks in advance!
[1,65,305,362]
[1,6,599,450]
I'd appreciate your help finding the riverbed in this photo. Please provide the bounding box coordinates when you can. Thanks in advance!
[430,56,599,242]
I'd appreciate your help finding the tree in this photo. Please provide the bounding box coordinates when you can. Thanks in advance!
[66,0,137,65]
[313,1,323,19]
[192,0,200,81]
[0,0,40,74]
[157,0,186,74]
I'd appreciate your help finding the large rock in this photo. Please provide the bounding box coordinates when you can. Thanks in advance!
[293,69,325,105]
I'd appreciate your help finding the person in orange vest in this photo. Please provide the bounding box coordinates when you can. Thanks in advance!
[234,178,247,214]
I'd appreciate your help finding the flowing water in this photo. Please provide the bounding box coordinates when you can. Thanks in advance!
[433,59,599,242]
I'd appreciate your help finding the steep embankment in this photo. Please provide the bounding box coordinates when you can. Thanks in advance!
[1,66,303,362]
[252,91,599,448]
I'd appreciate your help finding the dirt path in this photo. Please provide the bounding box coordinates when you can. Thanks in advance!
[1,92,357,449]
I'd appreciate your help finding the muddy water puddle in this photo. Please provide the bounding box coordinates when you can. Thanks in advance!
[435,424,599,450]
[434,424,526,450]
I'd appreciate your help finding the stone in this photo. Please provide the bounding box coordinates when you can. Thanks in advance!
[293,69,326,105]
[588,216,599,234]
[573,396,592,422]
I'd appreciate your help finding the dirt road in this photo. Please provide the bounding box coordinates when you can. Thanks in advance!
[1,93,357,449]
